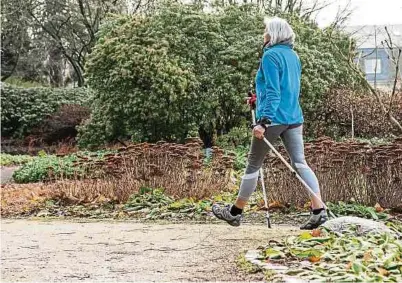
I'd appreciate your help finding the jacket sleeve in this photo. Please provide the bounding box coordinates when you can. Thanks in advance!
[260,52,280,121]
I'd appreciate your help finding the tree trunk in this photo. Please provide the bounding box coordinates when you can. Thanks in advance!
[198,125,214,148]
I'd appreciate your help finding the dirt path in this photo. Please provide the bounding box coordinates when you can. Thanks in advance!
[0,167,19,184]
[1,219,298,282]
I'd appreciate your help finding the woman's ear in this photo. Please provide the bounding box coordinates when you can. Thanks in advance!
[264,32,271,45]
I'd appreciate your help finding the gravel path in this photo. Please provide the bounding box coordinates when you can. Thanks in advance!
[1,219,298,282]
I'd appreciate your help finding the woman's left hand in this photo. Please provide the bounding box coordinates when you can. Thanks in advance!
[253,125,265,139]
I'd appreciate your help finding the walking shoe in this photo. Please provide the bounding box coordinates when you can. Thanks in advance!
[300,210,328,230]
[212,204,242,227]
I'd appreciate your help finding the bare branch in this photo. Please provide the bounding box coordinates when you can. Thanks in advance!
[329,0,353,29]
[55,15,72,38]
[328,36,402,133]
[389,48,401,111]
[85,0,93,20]
[133,0,143,13]
[384,26,393,47]
[302,0,332,19]
[361,47,377,58]
[374,27,378,89]
[77,0,96,41]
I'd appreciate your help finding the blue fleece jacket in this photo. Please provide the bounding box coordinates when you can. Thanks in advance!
[255,44,304,125]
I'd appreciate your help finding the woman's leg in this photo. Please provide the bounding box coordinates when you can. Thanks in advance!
[280,125,327,229]
[235,125,288,208]
[212,125,287,226]
[280,125,322,208]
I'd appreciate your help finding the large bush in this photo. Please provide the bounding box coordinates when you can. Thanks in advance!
[79,16,198,148]
[79,3,361,147]
[1,83,93,138]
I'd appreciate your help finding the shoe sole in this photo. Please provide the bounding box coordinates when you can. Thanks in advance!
[300,217,328,230]
[212,206,240,227]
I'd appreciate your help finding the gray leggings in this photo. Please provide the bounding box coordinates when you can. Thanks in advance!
[238,124,320,201]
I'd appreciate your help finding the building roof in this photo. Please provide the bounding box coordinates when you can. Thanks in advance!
[344,25,402,49]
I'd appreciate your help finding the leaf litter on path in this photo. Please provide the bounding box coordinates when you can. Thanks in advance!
[247,220,402,282]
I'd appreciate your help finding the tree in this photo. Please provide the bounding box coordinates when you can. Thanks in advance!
[20,0,126,86]
[1,0,31,81]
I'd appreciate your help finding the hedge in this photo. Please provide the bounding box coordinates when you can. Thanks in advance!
[0,83,93,138]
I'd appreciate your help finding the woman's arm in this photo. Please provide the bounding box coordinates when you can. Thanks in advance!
[260,52,281,121]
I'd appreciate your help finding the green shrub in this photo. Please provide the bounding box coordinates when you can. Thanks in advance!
[0,153,33,166]
[225,146,249,171]
[0,83,94,138]
[12,150,112,183]
[78,14,198,148]
[327,201,389,220]
[13,154,78,183]
[216,124,252,149]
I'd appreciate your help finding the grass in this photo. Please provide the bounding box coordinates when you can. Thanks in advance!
[237,253,262,274]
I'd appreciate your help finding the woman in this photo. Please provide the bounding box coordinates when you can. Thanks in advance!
[212,17,327,230]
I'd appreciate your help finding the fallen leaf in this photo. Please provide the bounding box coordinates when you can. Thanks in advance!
[309,256,321,263]
[299,231,313,240]
[378,268,390,276]
[258,199,266,208]
[363,250,373,262]
[304,201,312,209]
[311,229,322,237]
[265,248,284,259]
[352,262,363,274]
[268,201,284,209]
[375,203,384,212]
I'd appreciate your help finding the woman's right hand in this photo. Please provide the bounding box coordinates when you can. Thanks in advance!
[253,125,265,140]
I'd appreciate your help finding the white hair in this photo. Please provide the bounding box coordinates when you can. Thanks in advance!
[264,17,295,47]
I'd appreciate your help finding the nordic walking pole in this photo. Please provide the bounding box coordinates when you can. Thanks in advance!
[259,135,336,219]
[248,93,271,228]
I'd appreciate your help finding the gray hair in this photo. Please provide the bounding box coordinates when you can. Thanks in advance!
[264,17,295,47]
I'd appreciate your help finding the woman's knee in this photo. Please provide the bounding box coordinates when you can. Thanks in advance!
[238,170,259,201]
[292,159,309,171]
[245,152,264,174]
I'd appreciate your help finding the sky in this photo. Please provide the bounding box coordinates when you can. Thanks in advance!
[308,0,402,27]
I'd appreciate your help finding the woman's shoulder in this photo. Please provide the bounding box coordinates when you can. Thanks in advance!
[263,45,298,61]
[261,49,280,66]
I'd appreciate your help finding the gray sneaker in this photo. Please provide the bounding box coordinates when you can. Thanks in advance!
[212,204,242,227]
[300,210,328,230]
